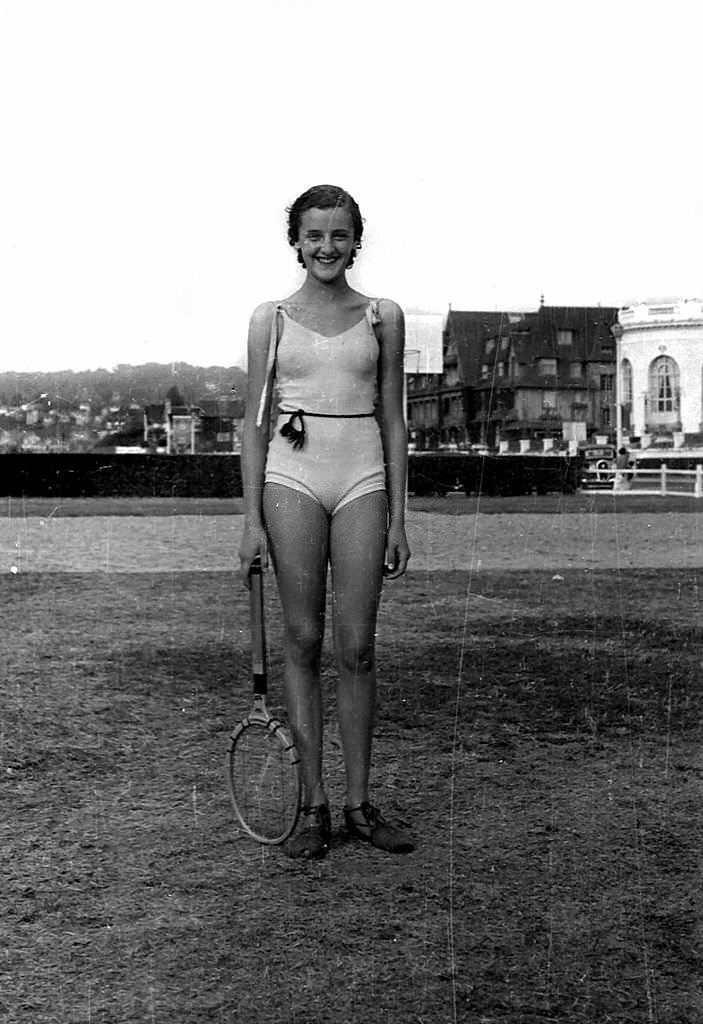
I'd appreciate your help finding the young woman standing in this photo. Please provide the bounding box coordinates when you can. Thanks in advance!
[238,185,412,859]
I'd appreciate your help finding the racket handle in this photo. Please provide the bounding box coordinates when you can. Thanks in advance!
[249,556,267,683]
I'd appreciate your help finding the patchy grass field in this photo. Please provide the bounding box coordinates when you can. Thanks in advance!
[1,509,703,1023]
[2,492,703,518]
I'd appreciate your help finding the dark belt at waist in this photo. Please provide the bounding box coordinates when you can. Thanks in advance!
[278,407,375,451]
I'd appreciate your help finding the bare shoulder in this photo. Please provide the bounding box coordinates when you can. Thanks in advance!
[246,300,280,380]
[248,300,279,331]
[376,298,404,326]
[376,297,404,317]
[375,299,405,347]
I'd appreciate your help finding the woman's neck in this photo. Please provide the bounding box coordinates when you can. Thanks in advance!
[298,275,354,305]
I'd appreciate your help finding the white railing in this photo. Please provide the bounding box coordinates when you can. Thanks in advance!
[615,463,703,498]
[580,463,703,497]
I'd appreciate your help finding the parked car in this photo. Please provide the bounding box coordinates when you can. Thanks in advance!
[578,441,617,490]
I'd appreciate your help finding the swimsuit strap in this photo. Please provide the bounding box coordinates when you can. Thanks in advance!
[255,304,283,428]
[366,299,382,329]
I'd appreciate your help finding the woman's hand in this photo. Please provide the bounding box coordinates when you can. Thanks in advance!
[238,523,268,588]
[383,522,410,580]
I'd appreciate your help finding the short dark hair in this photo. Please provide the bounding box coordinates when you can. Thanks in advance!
[287,184,364,267]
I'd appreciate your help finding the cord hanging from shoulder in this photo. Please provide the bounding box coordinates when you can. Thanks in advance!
[255,305,282,429]
[280,409,306,450]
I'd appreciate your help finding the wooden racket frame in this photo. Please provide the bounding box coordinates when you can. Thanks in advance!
[226,552,301,844]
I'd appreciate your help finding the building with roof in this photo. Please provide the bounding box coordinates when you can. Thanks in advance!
[143,397,244,453]
[407,310,511,449]
[473,304,619,448]
[614,299,703,449]
[406,304,619,449]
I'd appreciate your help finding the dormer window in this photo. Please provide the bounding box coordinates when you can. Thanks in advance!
[557,329,573,346]
[538,358,557,376]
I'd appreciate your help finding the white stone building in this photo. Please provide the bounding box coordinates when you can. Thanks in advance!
[614,299,703,448]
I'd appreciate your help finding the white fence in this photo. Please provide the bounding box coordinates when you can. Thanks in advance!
[616,463,703,498]
[580,463,703,497]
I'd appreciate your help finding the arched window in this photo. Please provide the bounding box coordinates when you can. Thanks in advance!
[649,356,679,413]
[620,358,633,406]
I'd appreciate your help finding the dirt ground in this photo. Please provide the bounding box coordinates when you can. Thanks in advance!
[1,497,701,573]
[2,500,702,1023]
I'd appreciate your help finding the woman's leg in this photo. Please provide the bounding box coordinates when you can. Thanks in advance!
[263,483,330,809]
[329,490,387,809]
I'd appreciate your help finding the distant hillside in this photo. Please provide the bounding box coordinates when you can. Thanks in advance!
[0,362,248,410]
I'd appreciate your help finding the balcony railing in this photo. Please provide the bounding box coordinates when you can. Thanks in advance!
[612,464,702,497]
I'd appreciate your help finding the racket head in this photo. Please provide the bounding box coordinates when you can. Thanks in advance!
[226,707,301,845]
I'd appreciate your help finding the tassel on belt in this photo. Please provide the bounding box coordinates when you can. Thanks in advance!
[279,408,375,451]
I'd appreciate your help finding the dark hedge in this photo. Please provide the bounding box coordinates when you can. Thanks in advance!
[408,453,579,497]
[0,454,242,498]
[1,452,580,499]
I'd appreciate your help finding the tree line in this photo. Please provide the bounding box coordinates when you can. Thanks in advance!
[0,362,248,411]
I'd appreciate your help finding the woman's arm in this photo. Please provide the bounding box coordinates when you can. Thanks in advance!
[376,298,411,578]
[238,301,276,584]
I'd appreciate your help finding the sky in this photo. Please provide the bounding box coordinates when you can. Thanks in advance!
[1,0,702,373]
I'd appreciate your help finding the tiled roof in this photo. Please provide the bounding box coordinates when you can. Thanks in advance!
[144,403,166,422]
[470,305,619,387]
[144,399,245,423]
[198,398,245,419]
[521,305,619,360]
[444,311,525,381]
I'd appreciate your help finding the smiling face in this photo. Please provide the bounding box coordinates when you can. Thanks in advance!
[295,206,357,283]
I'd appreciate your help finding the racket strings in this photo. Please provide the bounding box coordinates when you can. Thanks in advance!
[229,723,299,843]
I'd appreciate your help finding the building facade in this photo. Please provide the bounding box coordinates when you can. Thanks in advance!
[614,299,703,448]
[407,311,509,449]
[407,304,619,449]
[143,397,244,453]
[472,305,619,447]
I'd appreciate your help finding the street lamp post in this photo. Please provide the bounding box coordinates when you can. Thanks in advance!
[612,322,623,450]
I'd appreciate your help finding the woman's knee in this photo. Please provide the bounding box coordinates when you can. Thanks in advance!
[336,634,376,677]
[286,619,324,667]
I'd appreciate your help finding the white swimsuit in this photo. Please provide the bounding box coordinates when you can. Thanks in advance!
[261,302,387,516]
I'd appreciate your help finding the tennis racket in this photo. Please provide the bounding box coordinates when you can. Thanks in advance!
[226,553,301,844]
